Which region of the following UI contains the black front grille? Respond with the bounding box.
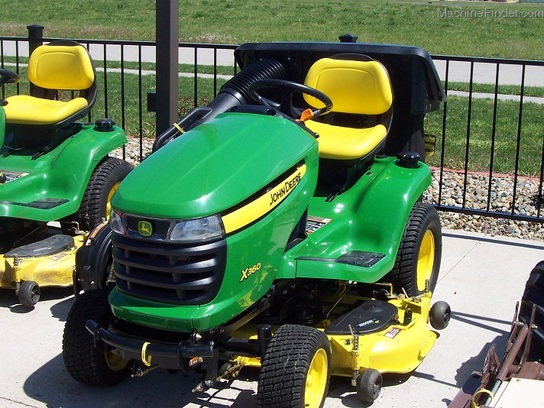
[112,234,227,305]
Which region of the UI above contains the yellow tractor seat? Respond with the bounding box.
[3,41,96,127]
[303,55,393,161]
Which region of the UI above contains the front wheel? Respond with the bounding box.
[258,324,331,408]
[382,203,442,296]
[62,288,131,386]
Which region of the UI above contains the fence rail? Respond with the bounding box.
[2,29,544,225]
[429,55,544,225]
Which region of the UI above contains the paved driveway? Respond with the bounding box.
[1,229,544,407]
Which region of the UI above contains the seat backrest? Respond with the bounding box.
[304,55,393,117]
[28,42,95,93]
[1,42,97,151]
[302,55,394,163]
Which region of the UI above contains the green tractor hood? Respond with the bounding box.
[112,111,318,220]
[109,109,320,332]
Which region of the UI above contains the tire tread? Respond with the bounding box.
[73,157,132,231]
[382,203,441,296]
[258,324,330,408]
[62,289,130,386]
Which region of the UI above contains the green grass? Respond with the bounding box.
[96,72,224,138]
[2,0,544,59]
[426,95,544,175]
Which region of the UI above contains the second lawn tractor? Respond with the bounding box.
[63,39,450,406]
[0,40,132,307]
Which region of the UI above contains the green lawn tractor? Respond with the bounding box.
[0,40,132,308]
[63,39,450,406]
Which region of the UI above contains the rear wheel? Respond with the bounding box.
[18,280,40,308]
[382,203,442,296]
[62,288,131,386]
[258,324,331,408]
[73,157,132,231]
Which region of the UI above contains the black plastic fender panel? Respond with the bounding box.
[74,222,113,293]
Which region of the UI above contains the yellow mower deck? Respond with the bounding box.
[232,292,437,378]
[0,233,85,306]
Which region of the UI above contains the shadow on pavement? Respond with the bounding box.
[23,353,260,408]
[0,287,73,315]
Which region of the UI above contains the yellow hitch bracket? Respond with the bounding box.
[471,388,494,408]
[141,341,152,367]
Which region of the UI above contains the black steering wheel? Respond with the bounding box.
[0,68,20,88]
[248,79,332,121]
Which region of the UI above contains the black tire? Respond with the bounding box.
[18,280,40,308]
[429,300,451,330]
[258,324,331,408]
[382,203,442,296]
[520,261,544,362]
[356,368,382,404]
[62,288,131,386]
[74,157,132,231]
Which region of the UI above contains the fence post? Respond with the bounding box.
[339,34,358,43]
[27,24,44,96]
[27,24,44,54]
[155,0,179,135]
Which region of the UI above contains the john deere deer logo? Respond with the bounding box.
[138,220,153,237]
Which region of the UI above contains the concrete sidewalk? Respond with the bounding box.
[2,40,544,87]
[1,229,543,408]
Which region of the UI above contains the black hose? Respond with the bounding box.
[153,59,288,151]
[219,59,289,104]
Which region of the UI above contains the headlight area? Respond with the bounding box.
[109,210,225,244]
[110,209,126,235]
[170,215,224,243]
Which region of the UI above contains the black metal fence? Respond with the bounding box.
[2,28,544,226]
[429,55,544,225]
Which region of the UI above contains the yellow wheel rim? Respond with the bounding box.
[417,229,435,292]
[105,351,129,372]
[105,181,122,220]
[304,348,328,408]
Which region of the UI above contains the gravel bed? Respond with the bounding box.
[113,138,544,242]
[424,169,544,242]
[112,137,154,166]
